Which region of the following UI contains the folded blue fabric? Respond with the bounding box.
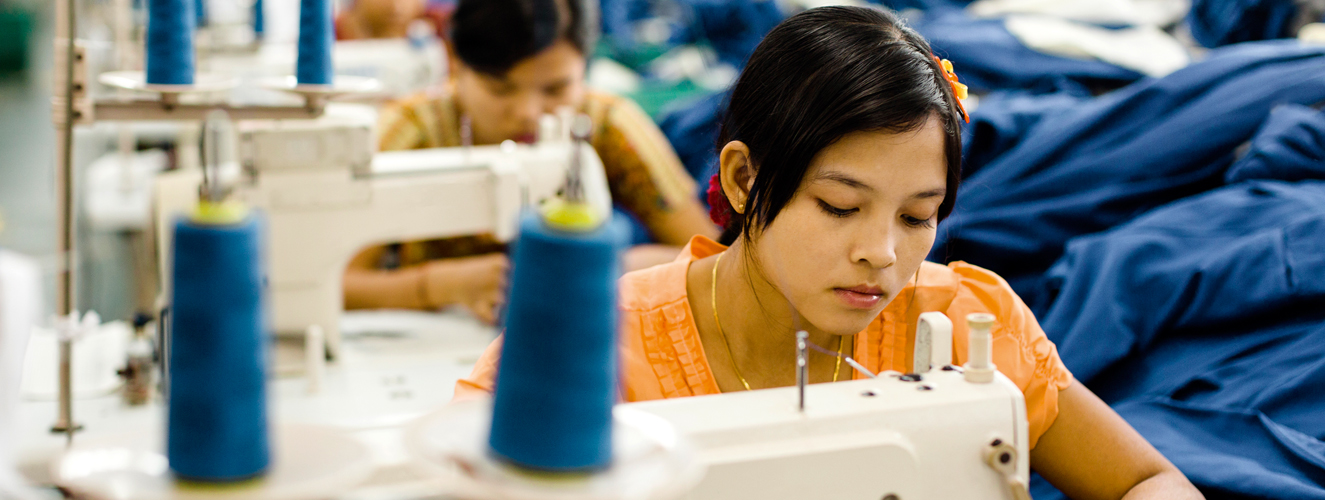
[599,0,783,70]
[1188,0,1302,48]
[962,91,1088,178]
[1032,198,1325,498]
[1032,309,1325,499]
[1120,401,1325,500]
[871,0,972,11]
[1226,104,1325,183]
[931,41,1325,302]
[907,9,1143,94]
[657,90,726,191]
[600,0,655,51]
[1036,180,1325,381]
[679,0,783,69]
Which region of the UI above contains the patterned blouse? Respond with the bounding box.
[373,88,699,267]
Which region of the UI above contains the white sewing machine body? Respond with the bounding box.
[404,312,1031,500]
[154,111,612,358]
[630,369,1030,500]
[406,364,1031,500]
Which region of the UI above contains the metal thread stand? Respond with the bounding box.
[50,0,82,441]
[46,0,344,443]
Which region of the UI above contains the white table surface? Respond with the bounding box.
[15,309,498,499]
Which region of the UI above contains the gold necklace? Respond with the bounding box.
[833,335,845,382]
[711,252,846,391]
[711,252,751,391]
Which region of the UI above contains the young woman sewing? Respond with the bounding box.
[342,0,718,323]
[455,6,1203,498]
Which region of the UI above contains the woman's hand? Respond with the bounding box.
[424,254,510,325]
[1032,382,1203,500]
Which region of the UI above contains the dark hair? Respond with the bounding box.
[716,6,964,245]
[451,0,599,76]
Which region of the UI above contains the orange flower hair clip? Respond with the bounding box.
[933,55,970,123]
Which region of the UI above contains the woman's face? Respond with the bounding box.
[452,40,587,145]
[749,119,948,336]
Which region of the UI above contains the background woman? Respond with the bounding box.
[343,0,718,323]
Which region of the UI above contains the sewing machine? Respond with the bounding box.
[403,371,1030,500]
[633,371,1030,500]
[154,109,612,358]
[406,314,1033,500]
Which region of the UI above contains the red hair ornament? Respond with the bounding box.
[707,173,735,227]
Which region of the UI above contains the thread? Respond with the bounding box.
[296,0,333,85]
[252,0,264,39]
[167,214,270,481]
[194,0,206,27]
[488,213,628,471]
[145,0,195,85]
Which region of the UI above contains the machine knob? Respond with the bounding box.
[984,439,1031,500]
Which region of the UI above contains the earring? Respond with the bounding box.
[736,202,745,212]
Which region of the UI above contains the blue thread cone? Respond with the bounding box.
[252,0,264,39]
[145,0,195,85]
[488,213,628,471]
[296,0,333,85]
[167,214,271,481]
[194,0,207,27]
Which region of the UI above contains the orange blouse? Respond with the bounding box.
[455,236,1075,449]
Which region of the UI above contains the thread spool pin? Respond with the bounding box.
[964,313,996,384]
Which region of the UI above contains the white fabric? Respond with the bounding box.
[0,250,42,499]
[1302,23,1325,43]
[1004,15,1191,77]
[969,0,1190,27]
[21,320,131,399]
[83,149,168,231]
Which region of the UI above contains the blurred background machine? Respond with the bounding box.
[153,109,614,358]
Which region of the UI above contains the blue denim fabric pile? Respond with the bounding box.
[626,0,1325,496]
[933,37,1325,500]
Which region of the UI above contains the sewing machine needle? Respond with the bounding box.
[796,331,808,412]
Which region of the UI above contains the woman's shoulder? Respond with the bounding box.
[618,257,691,313]
[942,261,1027,318]
[913,260,1019,304]
[382,87,455,116]
[582,89,628,111]
[378,88,461,151]
[582,90,654,130]
[909,260,1033,334]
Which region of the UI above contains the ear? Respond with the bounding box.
[718,141,755,215]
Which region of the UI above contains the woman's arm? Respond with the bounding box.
[343,246,509,324]
[645,199,721,247]
[1031,382,1203,500]
[591,93,719,248]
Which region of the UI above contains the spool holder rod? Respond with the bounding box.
[50,0,82,441]
[46,0,331,442]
